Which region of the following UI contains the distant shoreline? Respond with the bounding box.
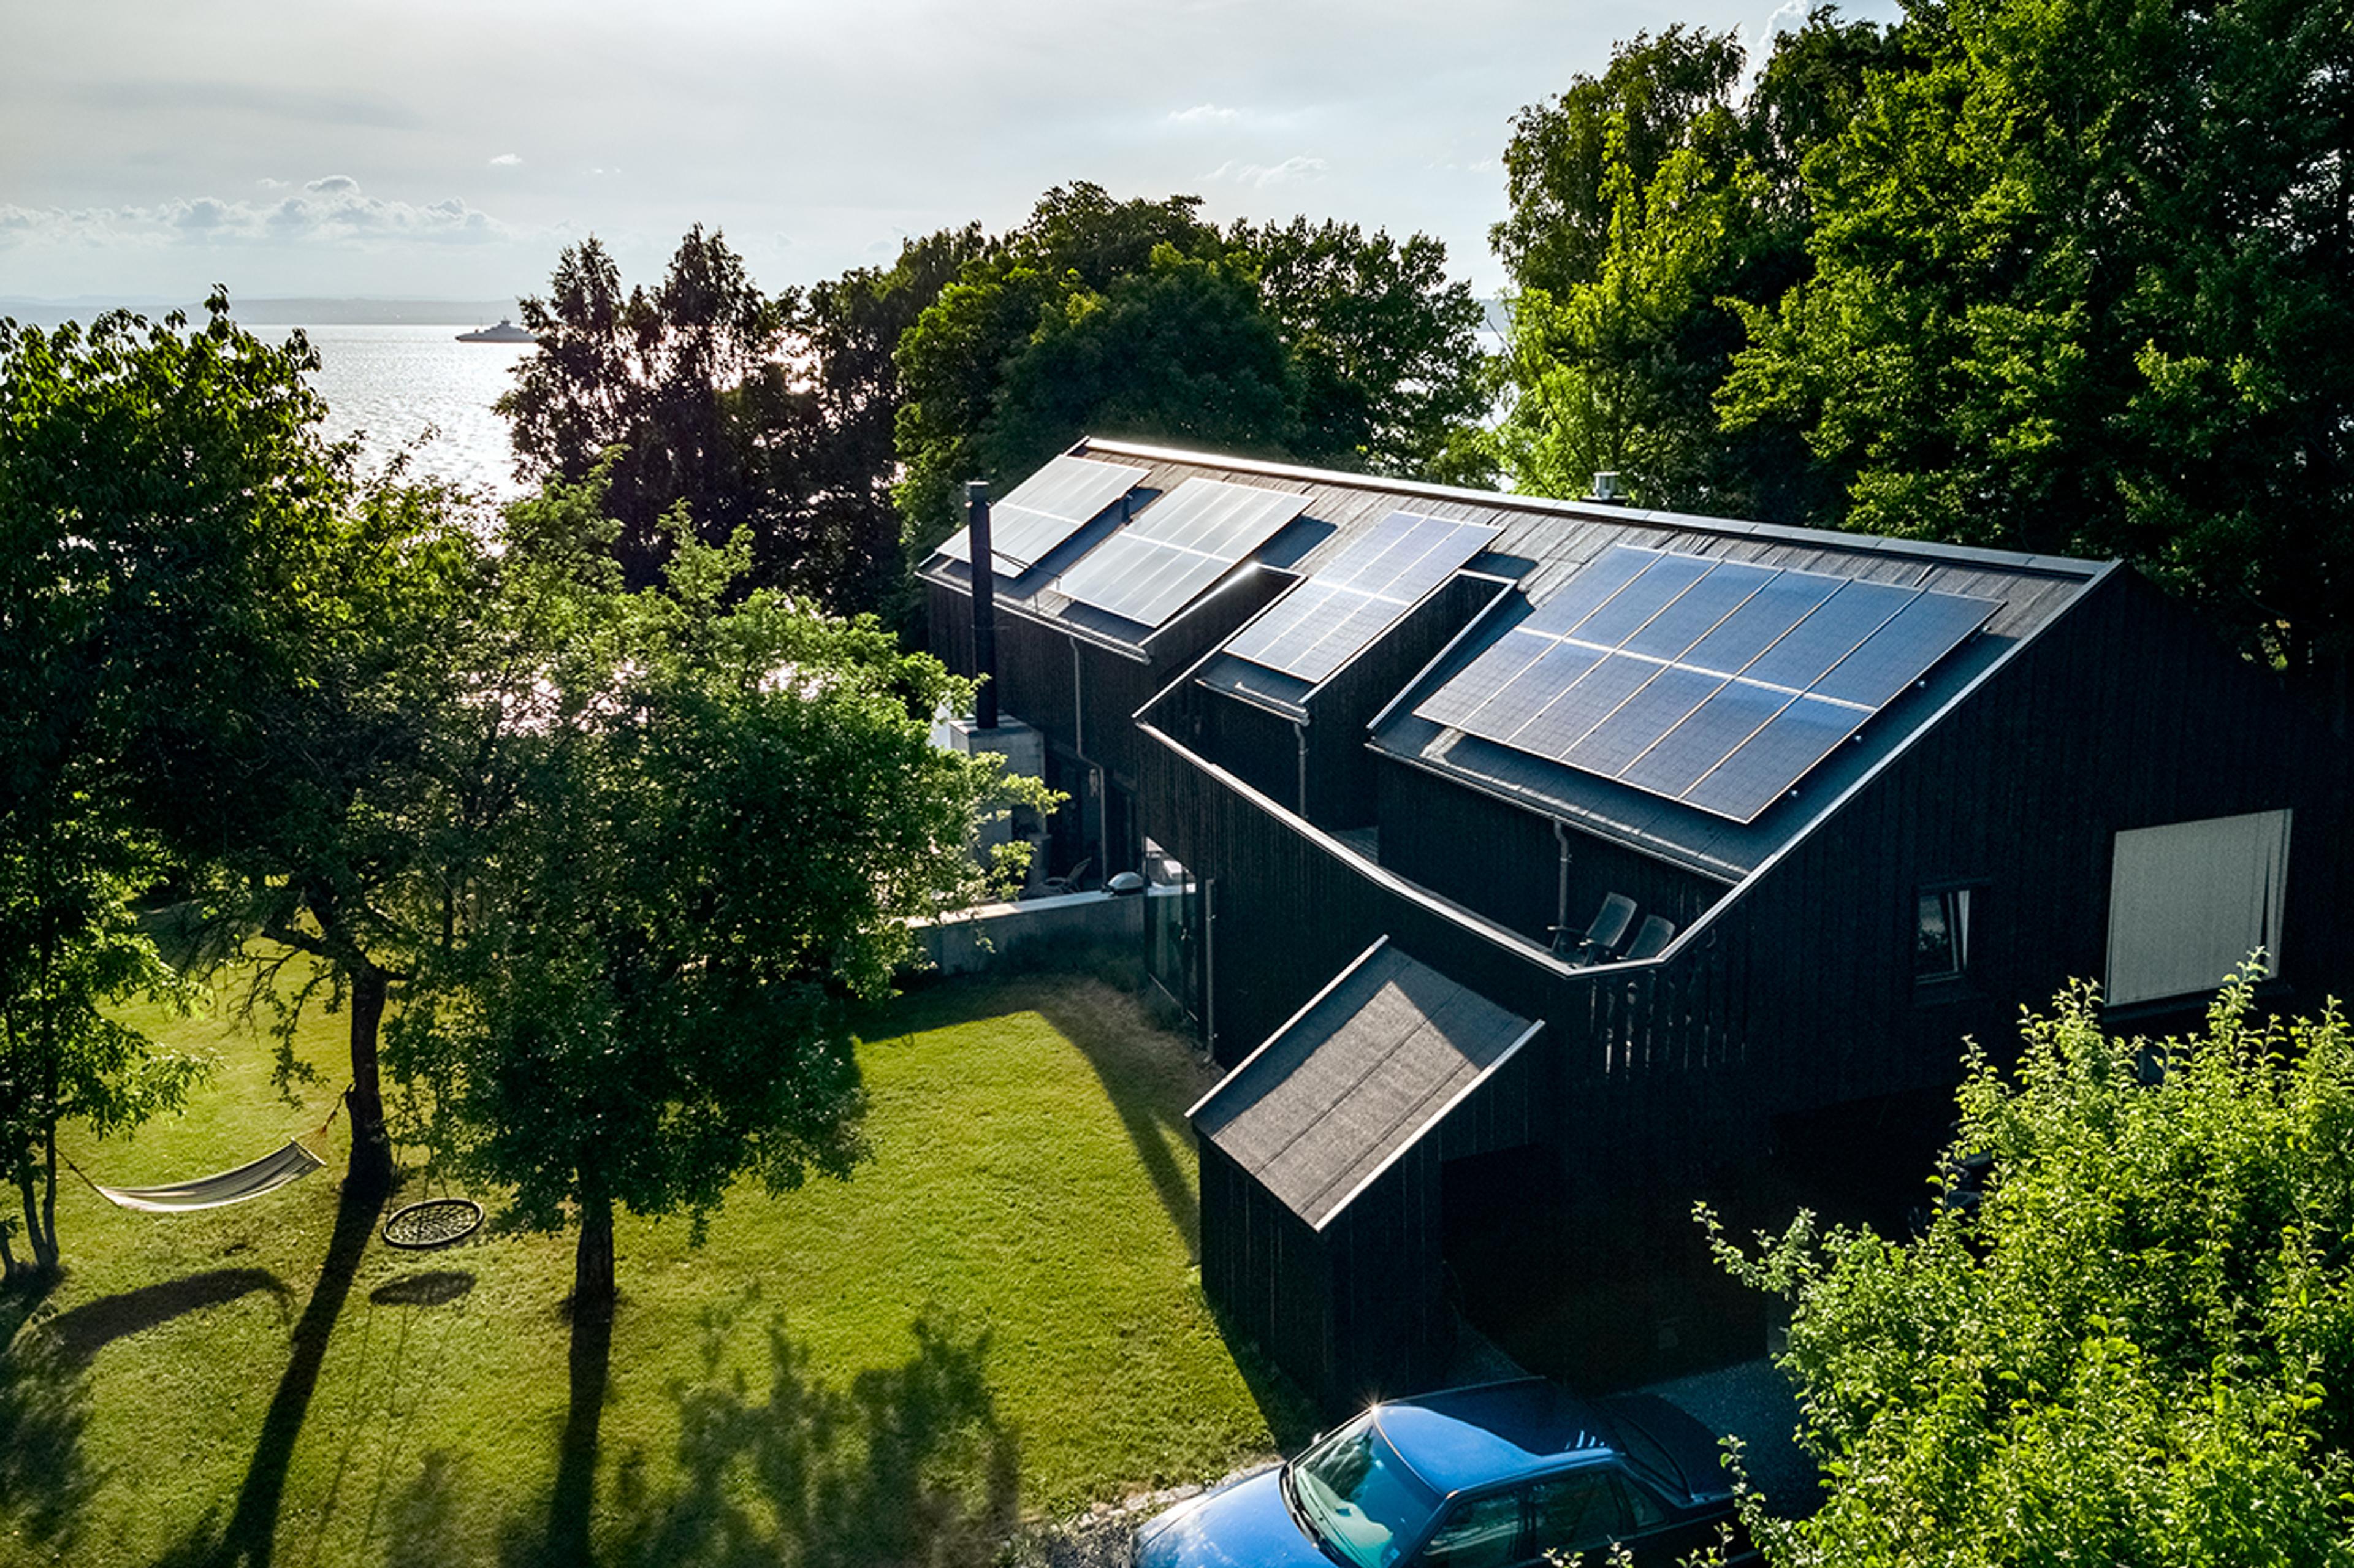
[2,296,525,330]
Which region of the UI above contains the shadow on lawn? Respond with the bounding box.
[503,1303,1021,1568]
[1030,986,1204,1255]
[44,1267,293,1364]
[0,1277,96,1551]
[156,1179,383,1568]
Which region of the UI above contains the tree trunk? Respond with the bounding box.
[573,1184,615,1317]
[15,1160,56,1279]
[35,1122,58,1273]
[345,961,394,1197]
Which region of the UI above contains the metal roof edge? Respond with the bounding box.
[1364,571,1523,735]
[1076,437,2114,582]
[1312,1017,1547,1233]
[1140,721,1655,975]
[1186,935,1393,1124]
[1699,558,2133,919]
[919,561,1154,664]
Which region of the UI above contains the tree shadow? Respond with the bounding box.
[150,1179,383,1568]
[0,1279,96,1551]
[367,1271,476,1309]
[529,1305,1023,1568]
[1032,985,1204,1255]
[42,1268,292,1364]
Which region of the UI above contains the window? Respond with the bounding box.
[1421,1491,1523,1568]
[1915,886,1971,983]
[1526,1472,1626,1560]
[2106,810,2291,1007]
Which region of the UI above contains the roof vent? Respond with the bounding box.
[1588,471,1629,504]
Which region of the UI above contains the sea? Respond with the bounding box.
[252,322,532,501]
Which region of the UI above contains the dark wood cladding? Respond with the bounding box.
[1302,577,1502,829]
[1378,758,1728,950]
[1158,566,2353,1404]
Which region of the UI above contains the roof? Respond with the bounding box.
[1189,939,1539,1229]
[1060,440,2108,882]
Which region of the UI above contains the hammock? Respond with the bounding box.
[82,1139,326,1214]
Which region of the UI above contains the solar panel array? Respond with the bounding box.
[1224,510,1501,685]
[936,455,1148,574]
[1056,477,1311,628]
[1415,545,1996,823]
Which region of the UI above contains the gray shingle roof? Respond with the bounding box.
[1190,940,1539,1228]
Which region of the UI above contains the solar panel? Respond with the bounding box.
[1412,545,1997,823]
[1224,511,1501,685]
[937,455,1148,574]
[1056,478,1310,628]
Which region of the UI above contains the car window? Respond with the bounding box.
[1290,1418,1441,1568]
[1526,1472,1625,1558]
[1617,1475,1666,1531]
[1420,1491,1522,1568]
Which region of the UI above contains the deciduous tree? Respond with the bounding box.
[389,476,1044,1310]
[1706,971,2354,1566]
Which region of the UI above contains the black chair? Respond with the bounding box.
[1558,892,1637,965]
[1624,915,1677,961]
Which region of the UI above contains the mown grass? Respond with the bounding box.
[0,967,1305,1567]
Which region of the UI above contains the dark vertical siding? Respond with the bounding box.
[1378,759,1727,950]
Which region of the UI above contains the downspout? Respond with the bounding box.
[1553,818,1574,956]
[1203,876,1217,1057]
[966,481,999,730]
[1072,639,1084,760]
[1293,719,1310,820]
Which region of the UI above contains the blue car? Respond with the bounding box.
[1135,1378,1753,1567]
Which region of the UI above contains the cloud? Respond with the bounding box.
[489,152,522,167]
[1168,102,1241,125]
[0,178,518,253]
[75,80,421,131]
[1204,155,1328,189]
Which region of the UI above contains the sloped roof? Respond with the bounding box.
[1189,939,1539,1229]
[1068,440,2108,881]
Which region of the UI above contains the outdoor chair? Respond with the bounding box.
[1558,892,1637,965]
[1625,914,1677,961]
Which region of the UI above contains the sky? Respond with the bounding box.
[2,0,1897,309]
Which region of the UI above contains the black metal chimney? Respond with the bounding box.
[966,480,999,730]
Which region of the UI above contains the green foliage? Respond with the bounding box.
[1717,0,2354,715]
[1228,215,1490,480]
[893,182,1490,553]
[0,297,344,1266]
[389,476,1049,1301]
[1705,971,2354,1566]
[1488,16,1889,516]
[986,245,1303,486]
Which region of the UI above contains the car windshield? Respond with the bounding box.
[1286,1415,1440,1568]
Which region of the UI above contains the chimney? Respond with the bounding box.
[966,480,999,730]
[1589,470,1629,504]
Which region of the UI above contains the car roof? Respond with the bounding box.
[1369,1379,1623,1498]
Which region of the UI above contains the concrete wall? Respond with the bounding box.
[908,890,1145,976]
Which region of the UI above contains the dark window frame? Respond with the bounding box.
[1914,878,1986,998]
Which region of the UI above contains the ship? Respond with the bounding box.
[455,318,536,344]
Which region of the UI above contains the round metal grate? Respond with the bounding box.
[382,1197,485,1250]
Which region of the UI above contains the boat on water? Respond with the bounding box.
[455,319,536,344]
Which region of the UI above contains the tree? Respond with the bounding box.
[1718,0,2354,726]
[0,301,358,1259]
[791,226,988,623]
[982,245,1302,487]
[501,227,812,593]
[1706,970,2354,1566]
[1487,16,1895,517]
[1228,216,1490,480]
[389,476,1044,1311]
[893,183,1493,554]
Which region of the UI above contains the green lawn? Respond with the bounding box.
[0,969,1304,1567]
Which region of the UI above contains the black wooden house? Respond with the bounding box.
[922,439,2353,1410]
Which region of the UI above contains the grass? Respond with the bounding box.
[0,967,1308,1567]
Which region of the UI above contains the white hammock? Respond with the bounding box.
[85,1139,326,1214]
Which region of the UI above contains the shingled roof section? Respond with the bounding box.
[1190,940,1539,1230]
